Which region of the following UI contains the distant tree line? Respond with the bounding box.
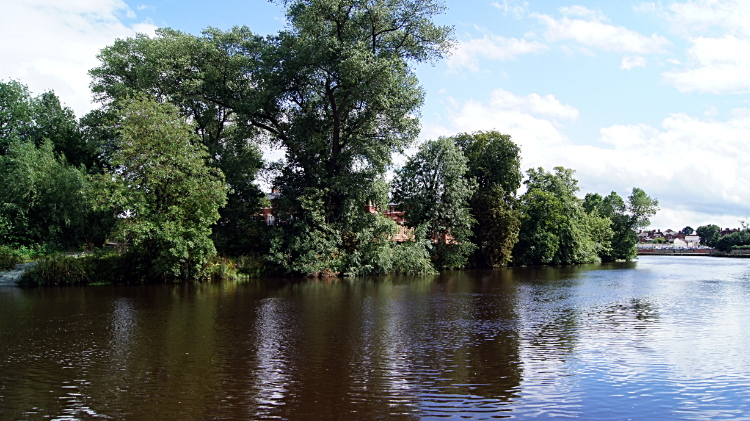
[695,224,750,252]
[0,0,660,281]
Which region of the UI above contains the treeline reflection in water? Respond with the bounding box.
[2,256,750,420]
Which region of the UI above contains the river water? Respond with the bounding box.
[1,256,749,420]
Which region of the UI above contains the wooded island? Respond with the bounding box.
[0,0,659,285]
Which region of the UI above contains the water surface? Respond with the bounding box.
[1,256,749,420]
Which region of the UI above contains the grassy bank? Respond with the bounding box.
[18,251,254,286]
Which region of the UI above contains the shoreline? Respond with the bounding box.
[0,262,37,285]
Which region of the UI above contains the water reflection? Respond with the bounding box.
[1,257,750,419]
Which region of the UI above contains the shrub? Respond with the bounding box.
[18,250,133,286]
[0,245,21,270]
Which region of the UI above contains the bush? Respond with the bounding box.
[18,250,133,286]
[0,243,62,270]
[0,245,21,270]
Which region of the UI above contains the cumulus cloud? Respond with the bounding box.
[621,55,647,69]
[663,35,750,94]
[534,7,671,54]
[0,0,157,116]
[659,1,750,94]
[422,91,750,228]
[448,35,548,71]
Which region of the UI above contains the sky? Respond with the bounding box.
[2,0,750,229]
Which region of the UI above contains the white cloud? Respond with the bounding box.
[422,91,750,228]
[621,55,647,70]
[661,1,750,94]
[0,0,157,116]
[668,0,750,37]
[448,35,547,71]
[535,11,671,53]
[663,35,750,94]
[492,0,529,19]
[421,89,579,179]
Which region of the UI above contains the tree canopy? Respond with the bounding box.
[453,131,521,267]
[96,96,229,280]
[393,137,476,269]
[513,167,609,266]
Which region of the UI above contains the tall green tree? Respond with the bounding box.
[96,96,228,280]
[514,167,608,266]
[583,188,658,261]
[682,226,694,235]
[453,130,521,267]
[393,137,476,269]
[254,0,454,228]
[88,28,266,255]
[696,224,720,247]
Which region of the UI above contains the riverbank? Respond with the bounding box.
[0,262,37,285]
[638,248,750,258]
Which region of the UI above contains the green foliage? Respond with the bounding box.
[87,0,453,276]
[514,167,605,266]
[583,188,659,261]
[18,250,133,286]
[651,238,665,244]
[0,140,113,247]
[696,224,720,247]
[682,226,694,235]
[0,79,33,153]
[88,28,267,253]
[453,131,522,267]
[393,137,476,269]
[716,230,750,252]
[1,79,96,168]
[0,245,21,270]
[96,96,229,281]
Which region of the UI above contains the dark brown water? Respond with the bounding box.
[1,256,750,420]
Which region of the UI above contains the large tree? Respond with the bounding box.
[253,0,454,225]
[88,28,266,255]
[453,131,522,267]
[96,96,228,280]
[583,188,658,261]
[514,167,610,266]
[393,137,476,269]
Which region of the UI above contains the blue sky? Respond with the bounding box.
[3,0,750,229]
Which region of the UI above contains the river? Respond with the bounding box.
[1,255,749,420]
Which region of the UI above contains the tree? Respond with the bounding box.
[696,224,720,247]
[244,0,454,272]
[0,140,111,247]
[1,80,95,168]
[716,229,750,252]
[682,226,694,235]
[453,131,522,267]
[88,28,267,255]
[583,188,659,261]
[513,167,607,266]
[393,137,476,269]
[0,79,33,154]
[96,96,228,280]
